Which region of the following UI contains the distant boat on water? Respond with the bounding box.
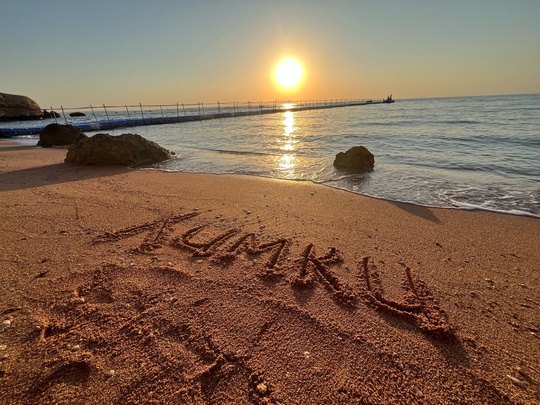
[382,95,395,103]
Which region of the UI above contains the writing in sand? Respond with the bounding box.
[93,208,454,340]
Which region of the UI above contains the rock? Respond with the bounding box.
[0,92,42,120]
[42,110,60,118]
[69,112,86,117]
[256,383,268,395]
[506,374,526,387]
[0,319,11,332]
[333,146,374,173]
[65,133,173,166]
[37,123,86,147]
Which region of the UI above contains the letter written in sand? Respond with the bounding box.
[93,210,455,339]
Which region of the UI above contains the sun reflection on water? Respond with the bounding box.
[277,111,297,176]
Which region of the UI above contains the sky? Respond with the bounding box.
[1,0,539,108]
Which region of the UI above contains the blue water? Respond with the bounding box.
[7,94,540,217]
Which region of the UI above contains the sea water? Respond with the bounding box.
[6,94,540,217]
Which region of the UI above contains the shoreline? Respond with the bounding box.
[1,140,539,403]
[318,179,540,220]
[4,137,539,220]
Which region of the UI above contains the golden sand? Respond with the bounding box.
[1,140,539,403]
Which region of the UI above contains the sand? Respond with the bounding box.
[0,140,539,404]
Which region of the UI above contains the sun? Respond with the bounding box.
[274,58,304,90]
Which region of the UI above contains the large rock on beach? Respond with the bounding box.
[65,133,172,166]
[38,123,86,147]
[0,92,42,120]
[333,146,375,173]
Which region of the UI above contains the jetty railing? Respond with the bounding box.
[0,98,390,137]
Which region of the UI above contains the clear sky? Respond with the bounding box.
[2,0,539,107]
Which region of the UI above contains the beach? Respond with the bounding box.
[1,141,539,404]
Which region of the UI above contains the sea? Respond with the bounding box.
[3,94,540,218]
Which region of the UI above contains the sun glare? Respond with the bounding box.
[274,58,304,90]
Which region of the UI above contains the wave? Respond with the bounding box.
[186,146,272,157]
[319,180,540,219]
[438,120,481,125]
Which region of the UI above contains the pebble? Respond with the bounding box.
[105,369,116,377]
[0,319,11,332]
[507,374,526,387]
[256,383,268,395]
[72,297,86,305]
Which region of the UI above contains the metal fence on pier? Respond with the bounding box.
[0,98,391,137]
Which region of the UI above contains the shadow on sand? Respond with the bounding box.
[387,200,442,224]
[0,157,130,192]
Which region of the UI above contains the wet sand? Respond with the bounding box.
[1,140,539,404]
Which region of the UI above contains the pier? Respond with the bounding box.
[0,97,394,137]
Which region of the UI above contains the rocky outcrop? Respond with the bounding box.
[65,133,173,166]
[0,92,42,120]
[37,124,86,147]
[333,146,374,173]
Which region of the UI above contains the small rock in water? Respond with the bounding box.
[333,146,374,173]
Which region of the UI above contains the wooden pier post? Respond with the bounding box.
[60,106,68,125]
[51,106,58,124]
[139,103,146,126]
[103,104,112,129]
